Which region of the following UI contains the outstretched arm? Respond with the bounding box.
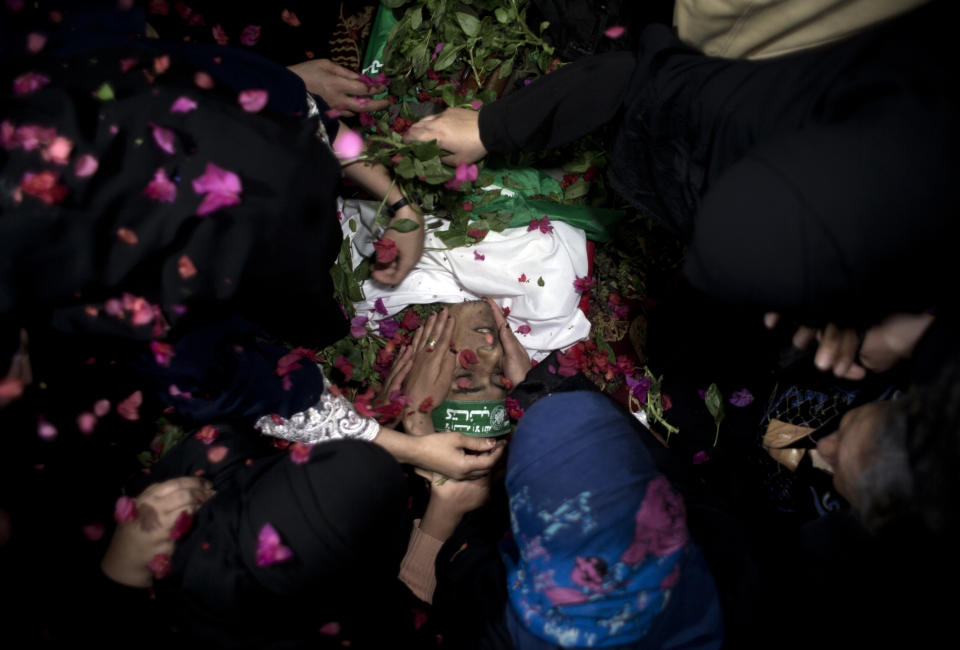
[338,141,425,286]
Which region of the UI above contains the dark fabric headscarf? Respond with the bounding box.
[609,1,958,327]
[142,430,411,647]
[503,391,723,649]
[1,34,347,350]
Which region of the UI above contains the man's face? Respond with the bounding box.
[816,401,893,504]
[446,302,507,401]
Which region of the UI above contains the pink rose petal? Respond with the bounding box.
[41,136,73,164]
[150,123,175,154]
[74,153,99,177]
[114,496,139,523]
[26,32,46,54]
[76,412,97,434]
[153,55,170,74]
[319,622,341,636]
[82,522,105,541]
[194,71,214,89]
[238,88,268,113]
[333,128,363,160]
[116,390,143,421]
[0,377,24,402]
[206,445,228,464]
[93,399,111,417]
[604,25,626,39]
[170,96,197,113]
[177,254,197,279]
[516,324,531,335]
[116,227,139,245]
[37,416,57,441]
[256,523,293,567]
[289,442,312,464]
[144,167,177,203]
[192,162,242,216]
[194,424,218,444]
[12,71,50,96]
[212,24,228,45]
[240,24,261,47]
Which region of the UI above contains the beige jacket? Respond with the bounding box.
[674,0,931,59]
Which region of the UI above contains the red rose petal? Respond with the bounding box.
[147,553,171,579]
[169,510,193,540]
[458,349,478,368]
[418,397,434,413]
[82,522,105,541]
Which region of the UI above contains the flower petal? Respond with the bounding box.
[177,254,197,279]
[604,25,626,39]
[170,95,198,113]
[238,89,268,113]
[74,153,99,177]
[114,496,139,523]
[116,390,143,421]
[333,128,363,160]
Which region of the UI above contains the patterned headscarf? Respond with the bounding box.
[503,391,723,649]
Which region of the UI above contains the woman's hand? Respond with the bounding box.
[402,309,457,435]
[411,431,506,481]
[287,59,389,116]
[403,107,488,165]
[764,311,935,379]
[418,473,492,541]
[371,205,425,287]
[101,477,214,588]
[485,297,531,389]
[373,344,414,427]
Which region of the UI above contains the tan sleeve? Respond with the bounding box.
[398,519,445,604]
[674,0,931,60]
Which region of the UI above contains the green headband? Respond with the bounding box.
[431,399,512,437]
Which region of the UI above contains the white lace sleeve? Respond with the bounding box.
[255,374,380,444]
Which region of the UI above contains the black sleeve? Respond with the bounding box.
[478,51,635,154]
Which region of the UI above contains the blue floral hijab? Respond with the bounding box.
[502,392,723,649]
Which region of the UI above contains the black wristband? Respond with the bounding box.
[386,197,409,218]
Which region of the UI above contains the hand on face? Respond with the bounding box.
[402,308,457,435]
[484,297,531,389]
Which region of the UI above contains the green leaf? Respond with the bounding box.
[495,8,510,23]
[704,383,725,446]
[498,56,515,79]
[563,177,590,200]
[394,156,416,179]
[412,44,430,78]
[388,218,421,233]
[94,82,115,101]
[434,43,461,71]
[348,219,358,233]
[409,140,445,159]
[482,58,502,75]
[428,219,444,229]
[441,83,458,108]
[537,276,545,287]
[456,12,481,37]
[539,21,550,33]
[354,257,371,283]
[381,0,406,8]
[410,6,422,30]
